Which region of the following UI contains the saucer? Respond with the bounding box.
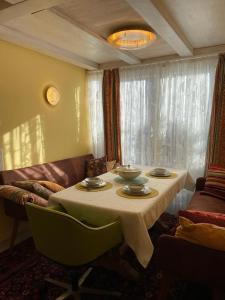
[80,180,106,188]
[123,185,151,196]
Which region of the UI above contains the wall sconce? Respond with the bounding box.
[45,86,60,106]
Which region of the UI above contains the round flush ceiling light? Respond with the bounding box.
[46,86,60,106]
[107,29,157,50]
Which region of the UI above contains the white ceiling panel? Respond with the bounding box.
[157,0,225,48]
[4,12,121,64]
[0,0,225,69]
[129,38,175,59]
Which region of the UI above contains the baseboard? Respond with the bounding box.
[0,230,31,253]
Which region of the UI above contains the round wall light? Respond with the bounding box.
[46,86,60,106]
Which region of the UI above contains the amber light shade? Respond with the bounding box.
[107,29,156,50]
[46,86,60,106]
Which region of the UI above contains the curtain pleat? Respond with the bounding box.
[102,69,122,162]
[207,54,225,168]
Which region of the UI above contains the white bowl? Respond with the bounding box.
[153,168,167,175]
[85,177,102,186]
[117,166,141,180]
[128,184,145,193]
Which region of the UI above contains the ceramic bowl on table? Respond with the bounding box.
[123,184,151,195]
[84,177,103,187]
[128,184,145,193]
[154,168,167,175]
[151,167,170,176]
[117,165,142,180]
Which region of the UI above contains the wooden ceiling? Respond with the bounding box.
[0,0,225,70]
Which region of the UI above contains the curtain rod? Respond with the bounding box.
[88,52,218,73]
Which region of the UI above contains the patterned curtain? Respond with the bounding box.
[102,69,122,163]
[207,54,225,168]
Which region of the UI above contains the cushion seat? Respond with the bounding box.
[187,191,225,213]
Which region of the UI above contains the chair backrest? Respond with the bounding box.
[25,203,123,266]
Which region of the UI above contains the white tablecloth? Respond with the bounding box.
[49,166,193,268]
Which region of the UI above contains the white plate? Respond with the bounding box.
[123,185,151,196]
[80,180,106,188]
[150,170,171,177]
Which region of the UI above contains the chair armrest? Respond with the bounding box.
[89,220,123,250]
[47,204,67,213]
[195,177,206,191]
[156,234,225,285]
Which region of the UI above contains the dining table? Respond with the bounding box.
[49,166,193,268]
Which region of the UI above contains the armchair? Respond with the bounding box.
[25,202,123,299]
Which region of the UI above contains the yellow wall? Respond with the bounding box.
[0,39,91,244]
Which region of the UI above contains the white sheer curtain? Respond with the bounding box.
[120,57,217,180]
[87,70,104,158]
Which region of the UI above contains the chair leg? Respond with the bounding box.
[158,272,172,300]
[9,219,20,251]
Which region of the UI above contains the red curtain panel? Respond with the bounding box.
[207,54,225,169]
[102,69,122,163]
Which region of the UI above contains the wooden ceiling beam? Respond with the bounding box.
[50,8,141,65]
[125,0,193,57]
[0,0,67,24]
[0,24,98,70]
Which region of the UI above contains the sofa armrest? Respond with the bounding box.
[156,234,225,285]
[195,177,206,191]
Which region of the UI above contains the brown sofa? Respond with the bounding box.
[0,153,94,249]
[157,177,225,300]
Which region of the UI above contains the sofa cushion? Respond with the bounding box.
[187,191,225,214]
[86,157,107,177]
[175,216,225,251]
[12,181,53,199]
[0,185,48,206]
[106,160,117,172]
[179,210,225,227]
[32,180,64,193]
[202,165,225,200]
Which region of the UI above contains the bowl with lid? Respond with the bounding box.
[117,165,141,180]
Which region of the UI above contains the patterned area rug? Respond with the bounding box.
[0,213,211,300]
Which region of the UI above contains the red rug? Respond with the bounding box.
[0,213,210,300]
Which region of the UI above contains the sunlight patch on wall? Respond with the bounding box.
[2,115,45,170]
[74,86,81,143]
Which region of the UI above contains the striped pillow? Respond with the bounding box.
[12,181,53,199]
[201,165,225,200]
[0,185,48,206]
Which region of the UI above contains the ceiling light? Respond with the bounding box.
[107,29,156,50]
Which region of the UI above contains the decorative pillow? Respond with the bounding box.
[106,160,116,172]
[175,216,225,251]
[179,210,225,227]
[30,180,65,193]
[86,157,107,177]
[0,185,48,207]
[12,181,53,199]
[201,166,225,200]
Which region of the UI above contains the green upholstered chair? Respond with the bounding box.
[25,202,123,300]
